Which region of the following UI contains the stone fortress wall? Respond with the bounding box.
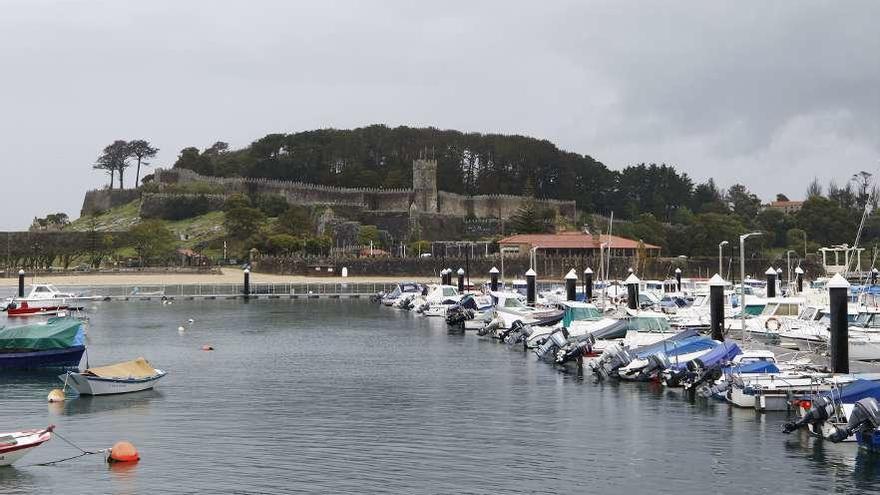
[148,161,576,220]
[82,160,577,240]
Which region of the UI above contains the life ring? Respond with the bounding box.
[765,317,781,332]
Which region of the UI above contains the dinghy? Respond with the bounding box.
[60,357,166,396]
[0,425,53,466]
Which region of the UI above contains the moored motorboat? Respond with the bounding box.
[3,283,99,313]
[0,317,86,369]
[0,425,54,466]
[60,357,166,396]
[5,301,75,317]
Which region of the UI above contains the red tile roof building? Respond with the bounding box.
[498,232,661,257]
[766,200,804,214]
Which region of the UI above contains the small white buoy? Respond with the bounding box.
[177,326,185,332]
[47,389,65,403]
[187,318,194,324]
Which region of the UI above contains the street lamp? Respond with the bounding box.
[739,232,763,345]
[785,250,796,292]
[718,241,729,277]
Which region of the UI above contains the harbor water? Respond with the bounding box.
[2,299,880,494]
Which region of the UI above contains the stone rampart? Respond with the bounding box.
[81,189,140,216]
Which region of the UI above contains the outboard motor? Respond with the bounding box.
[370,291,385,303]
[592,343,634,379]
[534,328,570,361]
[497,320,523,341]
[503,321,533,345]
[782,396,836,434]
[556,339,593,364]
[828,397,880,443]
[478,313,504,337]
[697,379,731,399]
[668,359,723,389]
[445,305,474,327]
[624,352,671,381]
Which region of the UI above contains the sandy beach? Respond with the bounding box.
[0,268,438,287]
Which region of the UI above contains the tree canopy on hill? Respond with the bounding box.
[171,125,627,214]
[162,125,880,258]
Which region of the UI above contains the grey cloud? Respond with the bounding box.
[0,0,877,228]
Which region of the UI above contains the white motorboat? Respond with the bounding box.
[778,307,880,361]
[0,425,53,466]
[487,291,564,333]
[381,282,423,307]
[742,297,805,341]
[526,301,612,348]
[5,284,102,308]
[417,285,462,317]
[60,357,166,396]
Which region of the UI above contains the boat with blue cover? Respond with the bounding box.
[0,317,86,369]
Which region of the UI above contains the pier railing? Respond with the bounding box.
[0,281,566,300]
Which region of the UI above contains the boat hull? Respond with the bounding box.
[0,429,52,466]
[0,346,85,370]
[61,369,166,395]
[6,305,73,317]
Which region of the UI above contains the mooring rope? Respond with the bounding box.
[32,430,106,466]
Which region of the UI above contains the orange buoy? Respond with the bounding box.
[108,441,139,463]
[201,345,214,351]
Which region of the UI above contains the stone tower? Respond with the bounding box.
[412,159,438,213]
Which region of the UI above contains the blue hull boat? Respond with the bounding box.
[0,345,85,370]
[0,317,86,370]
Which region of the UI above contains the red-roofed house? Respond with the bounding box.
[765,200,804,215]
[498,232,661,257]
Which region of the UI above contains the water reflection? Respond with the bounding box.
[51,390,161,417]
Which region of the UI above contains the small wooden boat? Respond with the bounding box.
[0,425,54,466]
[60,357,166,396]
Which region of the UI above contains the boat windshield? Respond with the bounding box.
[630,317,671,332]
[563,306,601,326]
[773,303,800,317]
[738,355,776,364]
[798,307,817,321]
[442,287,458,297]
[401,284,420,293]
[745,304,765,316]
[855,313,880,329]
[503,298,526,309]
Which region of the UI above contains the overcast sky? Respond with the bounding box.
[1,0,877,229]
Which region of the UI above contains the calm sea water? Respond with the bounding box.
[2,299,880,494]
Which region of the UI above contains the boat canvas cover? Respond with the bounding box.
[726,361,779,374]
[84,357,158,379]
[820,379,880,404]
[0,317,84,351]
[631,329,700,359]
[668,342,741,371]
